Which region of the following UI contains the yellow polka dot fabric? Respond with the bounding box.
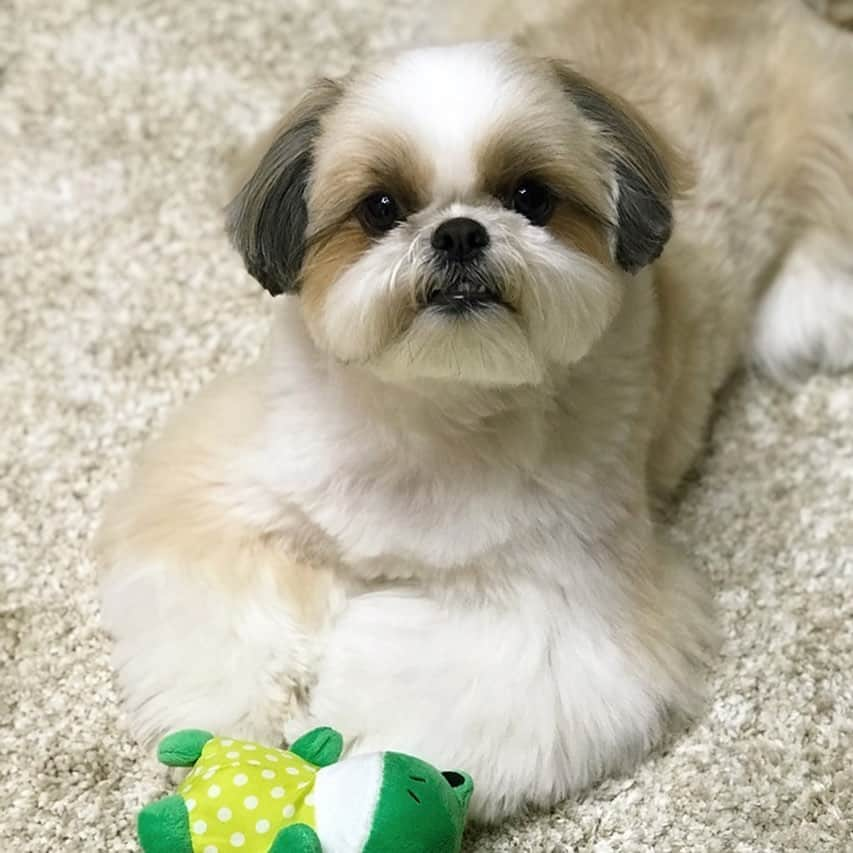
[178,737,318,853]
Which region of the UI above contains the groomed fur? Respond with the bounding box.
[97,0,853,823]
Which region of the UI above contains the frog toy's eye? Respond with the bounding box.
[441,771,468,790]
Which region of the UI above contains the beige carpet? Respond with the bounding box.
[2,1,851,850]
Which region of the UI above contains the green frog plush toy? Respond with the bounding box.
[138,727,473,853]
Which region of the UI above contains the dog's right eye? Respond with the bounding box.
[358,192,402,234]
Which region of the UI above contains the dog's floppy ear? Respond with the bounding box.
[226,79,343,295]
[550,62,682,273]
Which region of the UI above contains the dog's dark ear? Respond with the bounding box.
[226,79,343,295]
[551,62,682,273]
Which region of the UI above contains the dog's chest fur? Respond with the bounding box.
[238,282,658,588]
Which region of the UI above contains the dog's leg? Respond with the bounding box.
[751,22,853,383]
[291,539,714,823]
[99,555,316,748]
[752,230,853,382]
[96,371,332,747]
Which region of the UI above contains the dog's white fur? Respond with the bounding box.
[97,0,853,823]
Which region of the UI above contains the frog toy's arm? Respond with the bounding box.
[269,823,323,853]
[138,795,194,853]
[288,726,343,768]
[157,729,215,766]
[138,731,215,853]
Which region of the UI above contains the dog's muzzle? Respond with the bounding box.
[426,279,505,314]
[424,260,507,315]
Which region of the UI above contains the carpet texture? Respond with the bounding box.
[1,1,851,850]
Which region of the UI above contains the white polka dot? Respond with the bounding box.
[255,819,271,834]
[271,786,285,799]
[297,781,310,790]
[203,769,216,780]
[265,753,279,762]
[305,793,315,806]
[247,759,261,766]
[286,767,299,776]
[208,785,222,798]
[302,765,315,773]
[243,796,259,811]
[261,769,276,780]
[220,740,234,747]
[230,833,246,848]
[186,799,197,813]
[233,773,248,787]
[193,820,207,834]
[243,744,257,751]
[282,804,295,819]
[226,751,240,760]
[204,846,218,853]
[217,807,232,822]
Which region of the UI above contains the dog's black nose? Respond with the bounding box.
[431,217,490,262]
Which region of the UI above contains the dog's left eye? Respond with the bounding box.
[509,179,555,226]
[358,192,402,234]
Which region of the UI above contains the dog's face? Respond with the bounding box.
[228,44,676,386]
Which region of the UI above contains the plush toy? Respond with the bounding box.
[138,727,473,853]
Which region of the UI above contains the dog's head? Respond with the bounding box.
[228,43,678,386]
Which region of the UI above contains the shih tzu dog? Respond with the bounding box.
[97,0,853,822]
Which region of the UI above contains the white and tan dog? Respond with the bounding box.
[97,0,853,822]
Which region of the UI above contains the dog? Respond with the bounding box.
[96,0,853,823]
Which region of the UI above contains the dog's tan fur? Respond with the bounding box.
[454,0,852,490]
[96,0,853,821]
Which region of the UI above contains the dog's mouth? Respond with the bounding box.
[424,267,508,316]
